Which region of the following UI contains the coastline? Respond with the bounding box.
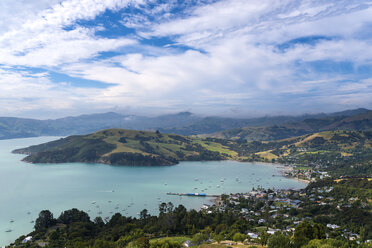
[277,164,311,184]
[206,161,310,207]
[244,161,311,185]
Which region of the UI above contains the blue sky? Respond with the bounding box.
[0,0,371,118]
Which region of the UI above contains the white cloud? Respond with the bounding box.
[0,0,140,67]
[0,0,371,117]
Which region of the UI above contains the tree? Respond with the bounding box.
[191,233,208,245]
[93,239,115,248]
[260,230,270,246]
[212,233,224,244]
[34,210,56,230]
[233,232,246,242]
[136,237,150,248]
[58,208,90,224]
[268,232,291,248]
[140,209,149,219]
[294,221,325,248]
[159,202,167,214]
[94,216,105,227]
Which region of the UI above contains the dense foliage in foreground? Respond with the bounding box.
[9,178,372,248]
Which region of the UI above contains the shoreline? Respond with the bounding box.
[242,161,311,185]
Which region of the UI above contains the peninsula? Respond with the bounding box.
[12,129,233,166]
[12,128,372,179]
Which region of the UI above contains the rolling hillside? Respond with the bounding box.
[250,130,372,176]
[12,129,236,166]
[13,128,372,176]
[204,110,372,141]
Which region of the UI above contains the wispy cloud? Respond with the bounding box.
[0,0,371,117]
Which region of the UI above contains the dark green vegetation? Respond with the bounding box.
[13,128,372,176]
[204,130,372,177]
[13,129,232,166]
[205,110,372,141]
[1,108,370,140]
[9,178,372,248]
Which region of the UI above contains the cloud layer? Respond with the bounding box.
[0,0,371,118]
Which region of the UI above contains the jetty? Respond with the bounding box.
[167,192,219,197]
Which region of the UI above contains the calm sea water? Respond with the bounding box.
[0,137,306,246]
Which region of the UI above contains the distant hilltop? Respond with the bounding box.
[0,108,371,140]
[12,129,230,166]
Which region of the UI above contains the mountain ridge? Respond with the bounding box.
[202,110,372,141]
[0,108,370,140]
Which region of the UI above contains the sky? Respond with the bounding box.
[0,0,372,119]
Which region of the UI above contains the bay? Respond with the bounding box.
[0,137,306,246]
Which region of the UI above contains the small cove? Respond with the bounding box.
[0,136,307,246]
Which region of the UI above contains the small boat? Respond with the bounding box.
[5,229,12,233]
[91,201,96,204]
[108,200,112,203]
[27,211,31,215]
[30,220,34,224]
[10,220,14,223]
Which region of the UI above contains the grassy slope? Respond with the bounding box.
[203,111,372,141]
[12,129,371,174]
[13,129,232,166]
[253,130,372,160]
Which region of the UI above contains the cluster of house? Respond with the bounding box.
[283,166,330,181]
[200,186,367,242]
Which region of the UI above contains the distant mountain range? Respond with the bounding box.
[0,108,371,140]
[203,109,372,141]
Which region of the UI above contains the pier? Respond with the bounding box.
[167,192,219,197]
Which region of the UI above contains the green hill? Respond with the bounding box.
[13,129,371,175]
[12,129,236,166]
[251,130,372,176]
[204,110,372,141]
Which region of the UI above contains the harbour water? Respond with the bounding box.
[0,137,307,246]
